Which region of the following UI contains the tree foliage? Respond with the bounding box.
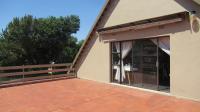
[0,15,83,66]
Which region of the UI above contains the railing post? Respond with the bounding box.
[51,64,53,80]
[66,65,69,77]
[74,68,76,78]
[22,65,25,83]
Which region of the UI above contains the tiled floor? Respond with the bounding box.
[0,79,200,112]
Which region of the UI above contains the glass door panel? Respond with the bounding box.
[142,40,158,90]
[111,42,121,83]
[121,41,133,85]
[132,40,143,87]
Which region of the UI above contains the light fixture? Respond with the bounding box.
[190,11,199,33]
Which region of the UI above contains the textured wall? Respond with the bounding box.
[76,0,200,101]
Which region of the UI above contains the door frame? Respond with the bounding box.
[109,36,170,91]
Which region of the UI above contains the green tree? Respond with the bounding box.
[0,39,24,66]
[77,40,84,49]
[0,15,81,66]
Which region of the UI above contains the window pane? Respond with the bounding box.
[142,40,157,88]
[111,42,121,83]
[112,42,120,53]
[121,41,133,85]
[112,53,120,65]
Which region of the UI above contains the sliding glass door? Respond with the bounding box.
[111,37,170,91]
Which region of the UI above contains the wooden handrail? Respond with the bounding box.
[0,68,74,78]
[0,63,76,86]
[0,63,71,71]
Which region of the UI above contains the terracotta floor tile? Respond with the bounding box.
[0,79,200,112]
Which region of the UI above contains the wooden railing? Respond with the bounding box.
[0,63,76,87]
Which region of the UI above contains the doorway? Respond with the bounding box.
[111,37,170,92]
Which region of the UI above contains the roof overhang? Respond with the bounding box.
[98,12,188,35]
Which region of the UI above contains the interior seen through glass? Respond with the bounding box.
[111,37,170,92]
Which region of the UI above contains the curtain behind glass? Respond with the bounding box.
[151,37,170,55]
[121,41,134,82]
[114,41,134,82]
[114,42,121,82]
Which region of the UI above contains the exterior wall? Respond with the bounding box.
[104,0,187,28]
[75,0,116,83]
[76,34,110,83]
[171,13,200,101]
[101,16,200,101]
[76,0,200,100]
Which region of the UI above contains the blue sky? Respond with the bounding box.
[0,0,106,41]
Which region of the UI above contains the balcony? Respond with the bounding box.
[0,78,200,112]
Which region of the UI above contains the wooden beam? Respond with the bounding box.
[0,68,73,78]
[0,63,71,71]
[99,18,183,34]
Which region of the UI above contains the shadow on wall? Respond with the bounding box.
[175,0,200,33]
[75,0,119,71]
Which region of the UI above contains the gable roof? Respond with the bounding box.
[72,0,199,69]
[72,0,111,68]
